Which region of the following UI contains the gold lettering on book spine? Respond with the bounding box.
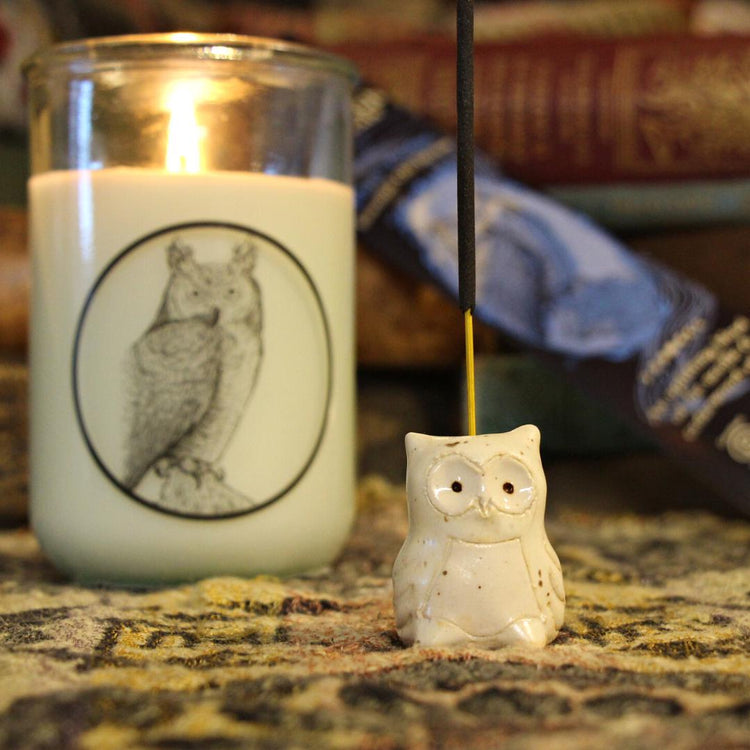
[641,317,750,446]
[357,138,454,232]
[616,46,750,174]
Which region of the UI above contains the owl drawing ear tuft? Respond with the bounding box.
[167,238,196,271]
[232,241,257,278]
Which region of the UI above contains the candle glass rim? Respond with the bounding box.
[23,32,359,84]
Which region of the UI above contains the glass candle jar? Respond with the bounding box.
[25,34,357,584]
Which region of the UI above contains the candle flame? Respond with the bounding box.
[165,82,204,173]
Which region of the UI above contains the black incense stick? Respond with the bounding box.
[456,0,476,314]
[457,0,477,434]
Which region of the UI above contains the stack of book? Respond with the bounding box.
[332,28,750,235]
[325,0,749,363]
[2,2,748,349]
[0,0,747,498]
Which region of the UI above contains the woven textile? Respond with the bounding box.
[0,477,749,749]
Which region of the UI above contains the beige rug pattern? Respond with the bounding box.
[0,477,749,749]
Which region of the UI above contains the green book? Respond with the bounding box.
[473,354,653,456]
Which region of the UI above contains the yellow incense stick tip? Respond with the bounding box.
[464,309,477,436]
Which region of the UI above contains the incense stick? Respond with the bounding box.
[457,0,477,435]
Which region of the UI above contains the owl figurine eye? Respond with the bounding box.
[490,457,535,513]
[427,454,483,515]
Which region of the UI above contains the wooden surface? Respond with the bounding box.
[0,358,27,523]
[629,224,750,314]
[0,207,28,353]
[356,247,500,366]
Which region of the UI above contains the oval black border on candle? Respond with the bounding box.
[71,220,333,520]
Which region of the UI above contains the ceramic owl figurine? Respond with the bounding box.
[393,426,565,648]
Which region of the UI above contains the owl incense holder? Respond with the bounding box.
[392,2,564,648]
[393,427,565,649]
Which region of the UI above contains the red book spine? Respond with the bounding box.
[332,34,750,185]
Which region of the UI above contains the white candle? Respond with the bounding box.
[29,168,355,584]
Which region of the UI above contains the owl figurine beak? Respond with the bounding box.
[477,493,492,518]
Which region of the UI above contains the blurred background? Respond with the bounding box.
[0,0,748,518]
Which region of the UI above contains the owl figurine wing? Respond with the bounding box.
[392,530,442,641]
[525,531,566,642]
[546,537,566,629]
[123,314,223,490]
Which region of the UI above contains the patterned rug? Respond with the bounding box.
[0,476,749,749]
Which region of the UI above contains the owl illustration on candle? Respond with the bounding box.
[122,238,263,514]
[393,426,565,648]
